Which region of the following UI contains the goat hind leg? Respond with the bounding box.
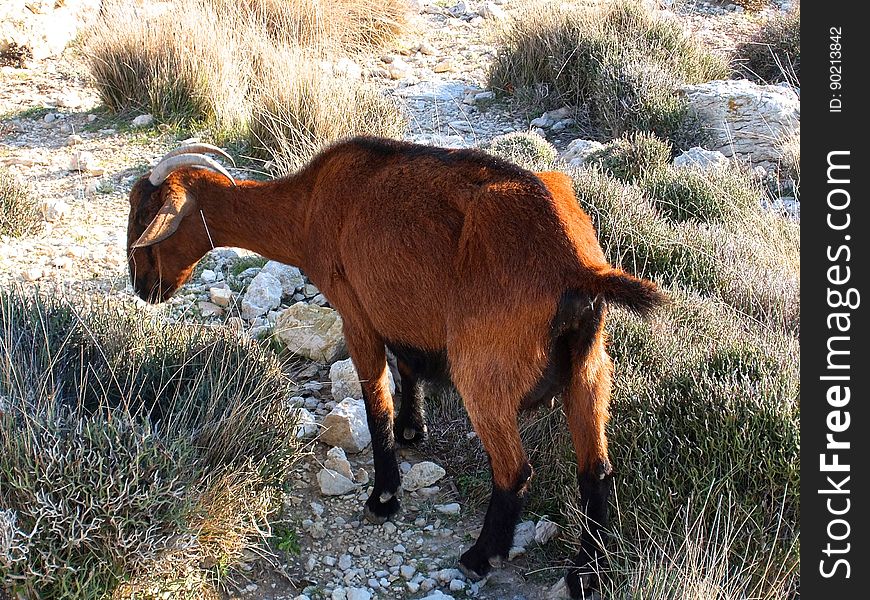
[458,409,531,579]
[563,343,614,598]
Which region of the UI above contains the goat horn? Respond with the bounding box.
[148,154,236,187]
[156,143,236,166]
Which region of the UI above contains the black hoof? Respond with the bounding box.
[459,545,501,580]
[363,492,401,524]
[393,418,427,447]
[566,548,608,598]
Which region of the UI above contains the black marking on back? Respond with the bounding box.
[520,289,605,411]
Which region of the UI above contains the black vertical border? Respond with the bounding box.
[802,3,869,598]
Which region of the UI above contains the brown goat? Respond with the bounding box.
[126,137,666,597]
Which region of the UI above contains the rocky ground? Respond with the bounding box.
[0,1,796,599]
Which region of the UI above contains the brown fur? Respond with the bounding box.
[127,136,666,595]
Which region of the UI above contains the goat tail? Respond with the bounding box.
[592,269,668,318]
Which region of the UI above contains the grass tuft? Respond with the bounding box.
[0,289,300,598]
[488,0,728,146]
[481,131,560,171]
[0,167,41,238]
[736,4,800,85]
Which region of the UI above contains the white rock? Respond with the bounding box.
[400,564,417,580]
[447,1,467,18]
[200,269,217,283]
[562,139,605,167]
[325,446,355,480]
[21,267,43,282]
[209,285,233,307]
[387,58,413,80]
[241,271,283,320]
[420,591,455,600]
[530,116,554,129]
[403,461,446,491]
[329,358,395,401]
[513,520,536,549]
[197,301,223,317]
[261,260,304,296]
[480,2,506,19]
[435,503,460,515]
[274,303,347,363]
[318,467,357,496]
[449,579,465,592]
[547,577,572,599]
[321,398,371,453]
[68,150,102,175]
[673,147,731,170]
[0,0,101,61]
[334,57,363,79]
[131,114,154,128]
[39,199,69,222]
[290,407,318,439]
[679,79,800,162]
[346,589,371,600]
[433,59,454,73]
[534,518,559,544]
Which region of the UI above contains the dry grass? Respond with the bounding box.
[85,0,408,158]
[0,167,41,238]
[488,0,728,146]
[735,3,800,85]
[248,45,406,174]
[0,290,301,598]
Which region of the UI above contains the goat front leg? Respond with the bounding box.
[563,342,614,598]
[341,320,402,524]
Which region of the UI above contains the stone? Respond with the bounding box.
[403,461,446,491]
[447,1,468,18]
[197,301,223,317]
[562,139,605,167]
[39,199,69,222]
[21,267,42,282]
[420,591,455,600]
[387,58,413,80]
[261,260,304,296]
[329,358,395,401]
[0,0,101,61]
[325,446,355,480]
[274,303,347,363]
[547,577,572,599]
[68,150,103,175]
[435,503,460,515]
[513,520,536,549]
[673,147,731,170]
[241,271,283,320]
[209,285,233,307]
[131,114,154,128]
[321,398,371,453]
[480,2,507,19]
[534,518,559,544]
[317,468,357,496]
[334,57,363,79]
[393,80,467,101]
[433,59,455,73]
[346,589,370,600]
[400,564,417,580]
[290,407,318,439]
[679,79,800,162]
[449,579,465,592]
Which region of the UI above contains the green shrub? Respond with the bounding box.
[0,167,41,238]
[489,0,728,146]
[0,290,300,598]
[585,132,673,182]
[736,5,800,84]
[639,165,763,224]
[481,131,560,171]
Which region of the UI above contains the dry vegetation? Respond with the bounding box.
[736,3,800,85]
[488,0,729,147]
[85,0,408,169]
[0,167,41,238]
[0,291,301,598]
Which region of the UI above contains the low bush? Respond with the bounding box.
[584,132,672,182]
[0,290,300,598]
[488,0,728,146]
[736,4,800,84]
[481,131,560,171]
[0,167,41,238]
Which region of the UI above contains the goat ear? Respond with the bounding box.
[132,190,196,248]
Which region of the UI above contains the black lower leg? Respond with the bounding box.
[362,390,402,523]
[394,364,427,446]
[566,460,613,598]
[459,462,533,579]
